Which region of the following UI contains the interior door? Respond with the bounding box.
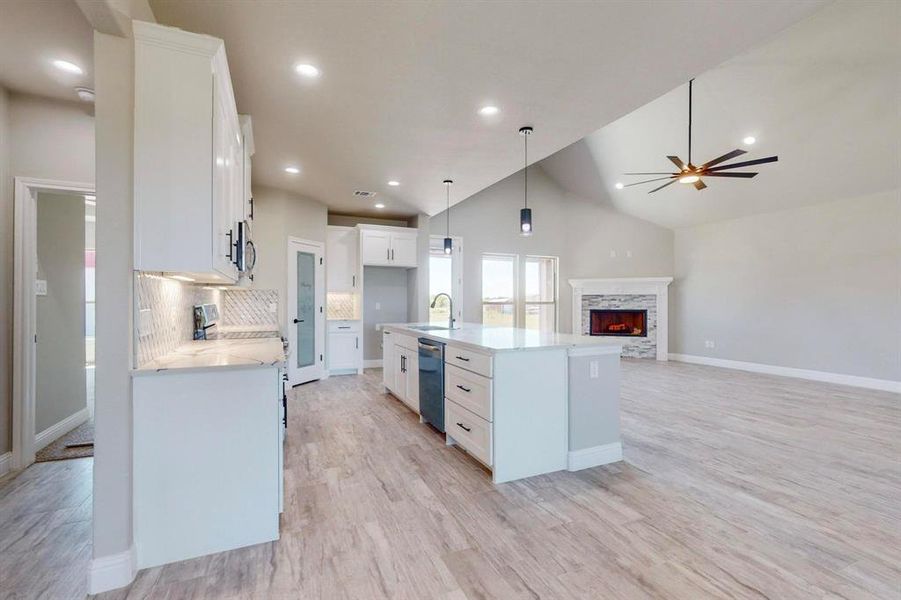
[287,238,325,385]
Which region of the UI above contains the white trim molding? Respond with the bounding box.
[567,442,623,471]
[363,359,383,369]
[34,408,90,452]
[568,277,673,361]
[0,452,12,479]
[670,354,901,394]
[88,546,137,595]
[13,177,95,471]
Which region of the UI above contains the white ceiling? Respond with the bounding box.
[0,0,94,102]
[540,0,901,229]
[149,0,826,217]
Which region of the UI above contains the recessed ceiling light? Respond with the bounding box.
[52,59,83,75]
[615,182,624,190]
[294,63,320,78]
[374,203,385,209]
[743,136,756,145]
[478,105,500,116]
[387,180,400,187]
[74,87,94,102]
[284,166,300,174]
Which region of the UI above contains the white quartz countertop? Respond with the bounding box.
[381,323,622,355]
[132,338,286,376]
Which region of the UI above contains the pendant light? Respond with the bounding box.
[519,126,533,236]
[443,179,453,254]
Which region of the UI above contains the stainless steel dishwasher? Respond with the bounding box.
[418,338,445,432]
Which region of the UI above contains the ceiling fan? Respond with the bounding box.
[624,79,778,193]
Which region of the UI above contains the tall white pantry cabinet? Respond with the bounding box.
[133,21,246,283]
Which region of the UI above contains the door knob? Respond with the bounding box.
[293,318,304,324]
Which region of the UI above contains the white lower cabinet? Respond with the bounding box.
[445,400,492,467]
[133,366,281,569]
[384,332,419,414]
[328,320,361,373]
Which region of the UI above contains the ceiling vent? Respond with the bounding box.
[353,190,377,198]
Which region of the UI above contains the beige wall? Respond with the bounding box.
[35,192,87,433]
[671,190,901,382]
[429,167,674,333]
[251,185,328,331]
[0,90,95,454]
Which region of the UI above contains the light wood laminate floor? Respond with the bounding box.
[2,360,899,599]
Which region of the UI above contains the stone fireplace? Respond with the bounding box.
[569,278,673,360]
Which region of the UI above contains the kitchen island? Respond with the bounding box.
[131,337,286,569]
[381,323,623,483]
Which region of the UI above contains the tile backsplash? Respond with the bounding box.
[327,292,360,320]
[135,273,279,366]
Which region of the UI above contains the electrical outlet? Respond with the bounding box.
[589,360,599,379]
[139,309,153,337]
[375,302,381,310]
[626,250,633,258]
[35,279,48,296]
[705,340,716,349]
[609,250,617,258]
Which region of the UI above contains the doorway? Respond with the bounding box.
[286,237,325,385]
[12,177,95,470]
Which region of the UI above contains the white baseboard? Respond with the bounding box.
[34,407,90,452]
[0,452,11,478]
[568,442,623,472]
[88,545,136,594]
[363,359,383,369]
[669,354,901,393]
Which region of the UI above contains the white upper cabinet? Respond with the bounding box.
[326,226,359,292]
[240,115,255,222]
[133,21,244,283]
[359,225,418,268]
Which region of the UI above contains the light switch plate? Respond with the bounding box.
[589,360,599,379]
[35,279,48,296]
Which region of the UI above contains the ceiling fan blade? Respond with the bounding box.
[705,156,779,172]
[667,156,687,170]
[624,172,676,175]
[624,176,676,187]
[694,179,707,190]
[703,172,758,178]
[700,149,746,169]
[648,179,678,193]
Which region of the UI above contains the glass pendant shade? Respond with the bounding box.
[520,207,533,236]
[443,237,453,254]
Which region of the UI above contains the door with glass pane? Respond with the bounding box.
[287,238,325,385]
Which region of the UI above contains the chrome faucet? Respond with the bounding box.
[430,293,455,329]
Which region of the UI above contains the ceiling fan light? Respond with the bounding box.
[679,175,700,184]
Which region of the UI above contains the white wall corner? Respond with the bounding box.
[567,442,623,471]
[88,545,137,595]
[0,452,12,478]
[669,354,901,394]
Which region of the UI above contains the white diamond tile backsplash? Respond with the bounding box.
[135,273,281,367]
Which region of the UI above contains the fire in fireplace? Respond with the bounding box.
[590,309,647,337]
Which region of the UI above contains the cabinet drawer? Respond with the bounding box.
[328,320,360,333]
[446,399,492,467]
[445,345,492,378]
[392,332,419,352]
[445,363,492,421]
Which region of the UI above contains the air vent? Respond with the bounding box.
[353,190,377,198]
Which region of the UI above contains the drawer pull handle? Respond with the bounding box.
[455,356,470,362]
[338,326,350,329]
[456,384,471,393]
[456,422,471,432]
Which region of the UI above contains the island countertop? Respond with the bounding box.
[132,337,286,376]
[381,322,622,355]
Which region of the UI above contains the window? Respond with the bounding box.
[524,256,557,331]
[481,254,517,327]
[429,236,462,325]
[481,253,558,332]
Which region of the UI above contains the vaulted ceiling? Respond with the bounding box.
[540,0,901,229]
[149,0,826,217]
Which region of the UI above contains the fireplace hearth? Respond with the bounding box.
[590,309,648,337]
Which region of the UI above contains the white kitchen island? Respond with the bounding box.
[382,323,623,484]
[131,338,286,569]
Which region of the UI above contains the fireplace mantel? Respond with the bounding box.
[569,277,673,360]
